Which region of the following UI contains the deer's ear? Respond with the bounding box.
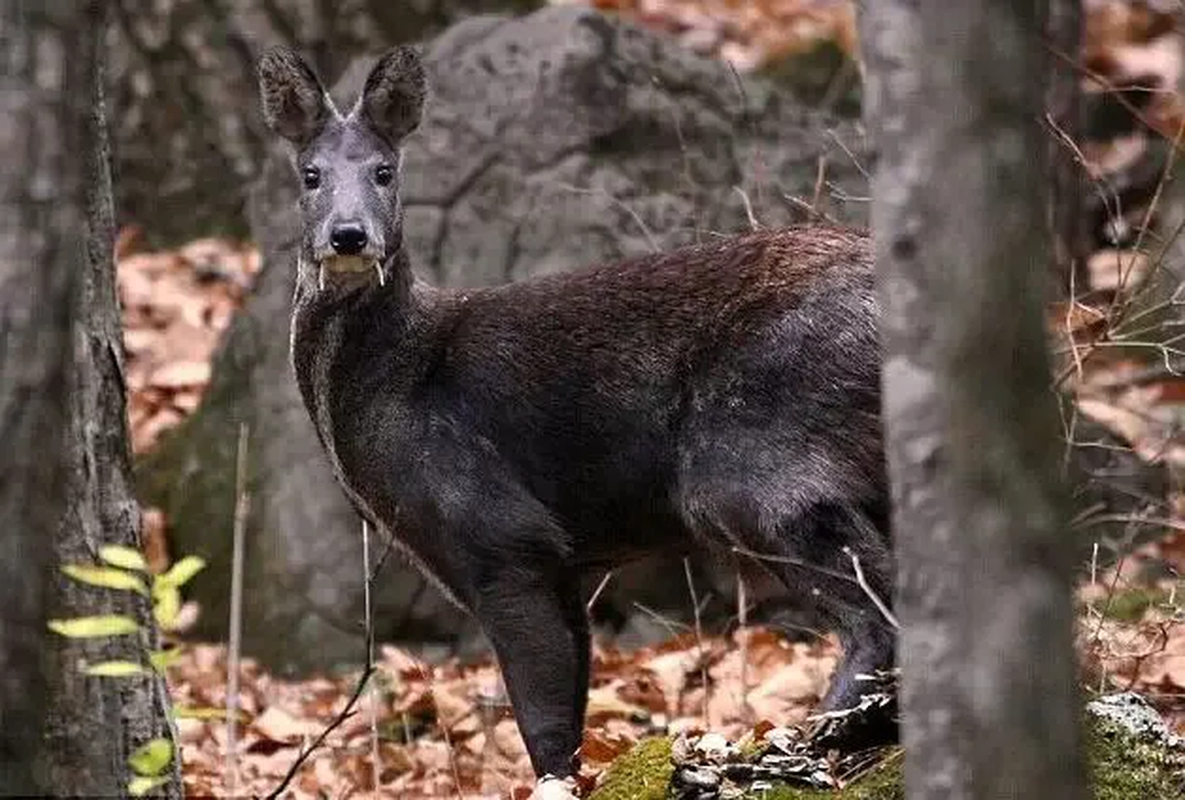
[258,47,330,145]
[360,47,426,146]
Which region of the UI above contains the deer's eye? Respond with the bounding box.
[374,164,394,186]
[301,166,321,190]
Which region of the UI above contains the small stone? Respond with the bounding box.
[694,732,737,764]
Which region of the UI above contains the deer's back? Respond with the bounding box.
[402,225,878,549]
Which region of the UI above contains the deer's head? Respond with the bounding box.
[258,46,426,291]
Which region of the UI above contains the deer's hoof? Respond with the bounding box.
[531,774,580,800]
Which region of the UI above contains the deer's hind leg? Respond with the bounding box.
[678,467,895,713]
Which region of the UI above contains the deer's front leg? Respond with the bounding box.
[474,565,590,781]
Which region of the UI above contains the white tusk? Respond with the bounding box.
[318,261,325,291]
[375,261,385,287]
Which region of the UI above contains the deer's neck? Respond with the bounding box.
[289,248,435,479]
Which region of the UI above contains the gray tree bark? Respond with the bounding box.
[18,2,182,796]
[858,2,1088,799]
[0,1,82,792]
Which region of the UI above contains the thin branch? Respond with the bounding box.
[265,514,383,799]
[554,182,660,253]
[826,128,868,179]
[363,519,381,796]
[736,571,753,724]
[733,186,761,231]
[1109,119,1185,313]
[726,59,766,209]
[683,557,710,727]
[842,546,899,630]
[226,423,249,796]
[586,570,614,614]
[631,601,692,638]
[1047,43,1185,156]
[732,545,862,586]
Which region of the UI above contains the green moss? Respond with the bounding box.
[587,739,902,800]
[589,715,1183,800]
[758,40,862,116]
[1088,717,1184,800]
[588,738,674,800]
[1098,587,1164,622]
[752,754,903,800]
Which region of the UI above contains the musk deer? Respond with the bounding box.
[258,44,893,797]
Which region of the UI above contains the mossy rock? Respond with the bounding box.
[589,714,1183,799]
[586,737,903,800]
[1089,715,1184,800]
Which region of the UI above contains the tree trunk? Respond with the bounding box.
[30,2,182,795]
[0,1,83,791]
[858,2,1088,799]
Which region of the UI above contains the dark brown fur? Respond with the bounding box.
[259,45,892,781]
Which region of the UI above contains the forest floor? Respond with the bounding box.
[114,1,1185,797]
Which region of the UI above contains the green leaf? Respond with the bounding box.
[128,738,173,777]
[99,545,148,572]
[47,615,139,638]
[148,648,182,673]
[83,660,147,677]
[153,586,180,631]
[154,556,206,590]
[62,564,148,596]
[127,775,169,796]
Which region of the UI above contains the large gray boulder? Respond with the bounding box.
[108,0,543,243]
[139,6,870,674]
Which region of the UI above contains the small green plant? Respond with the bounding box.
[126,738,175,796]
[48,544,208,795]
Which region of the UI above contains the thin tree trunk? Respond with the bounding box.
[0,0,81,791]
[31,1,182,795]
[858,2,1088,799]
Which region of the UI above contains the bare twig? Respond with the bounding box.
[586,570,614,614]
[732,545,862,586]
[363,519,381,796]
[1110,120,1185,309]
[781,192,842,226]
[734,186,761,231]
[226,423,249,796]
[842,546,899,630]
[726,59,766,209]
[554,182,660,253]
[265,516,390,799]
[683,557,710,727]
[1048,44,1185,156]
[736,571,753,724]
[811,155,827,212]
[826,128,868,179]
[631,601,691,638]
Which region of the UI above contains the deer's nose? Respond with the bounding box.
[330,224,368,256]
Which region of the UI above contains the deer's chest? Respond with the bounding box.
[292,308,469,603]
